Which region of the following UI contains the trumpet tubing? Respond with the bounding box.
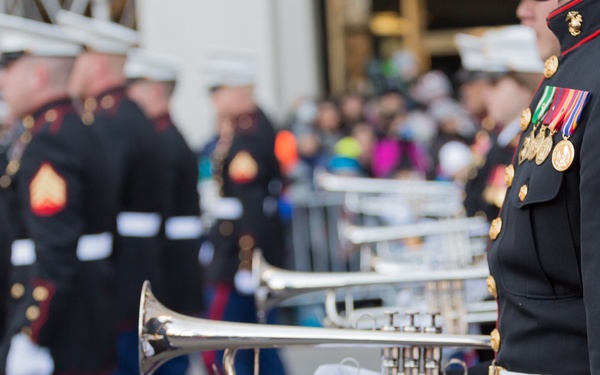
[342,217,488,246]
[315,172,461,196]
[253,250,489,319]
[139,281,491,375]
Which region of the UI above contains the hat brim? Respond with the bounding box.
[454,69,504,84]
[0,51,26,68]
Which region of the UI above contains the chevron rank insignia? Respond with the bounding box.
[29,163,67,216]
[229,151,258,184]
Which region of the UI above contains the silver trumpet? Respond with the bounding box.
[139,281,491,375]
[253,250,489,321]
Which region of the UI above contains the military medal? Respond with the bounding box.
[520,86,556,164]
[518,135,531,165]
[552,89,590,172]
[536,136,554,165]
[529,130,546,161]
[526,129,541,161]
[552,140,575,172]
[536,88,577,165]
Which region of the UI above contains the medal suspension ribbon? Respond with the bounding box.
[532,86,556,125]
[551,89,590,171]
[561,90,590,140]
[535,88,577,165]
[520,86,557,164]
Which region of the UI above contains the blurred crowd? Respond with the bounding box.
[260,24,547,229]
[281,71,474,184]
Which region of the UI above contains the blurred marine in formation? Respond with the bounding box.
[0,15,117,374]
[461,26,544,222]
[200,49,287,375]
[57,11,167,375]
[125,48,204,374]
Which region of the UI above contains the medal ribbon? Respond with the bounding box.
[542,87,567,126]
[562,89,590,139]
[547,88,578,133]
[532,86,557,125]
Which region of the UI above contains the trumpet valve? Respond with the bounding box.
[422,312,442,375]
[423,312,442,335]
[402,312,421,375]
[381,310,401,375]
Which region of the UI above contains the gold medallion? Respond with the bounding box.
[552,139,575,172]
[519,135,531,165]
[535,135,554,165]
[520,108,532,131]
[527,130,543,161]
[566,11,583,37]
[544,56,559,78]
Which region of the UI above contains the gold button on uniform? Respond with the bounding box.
[101,95,115,109]
[486,276,498,298]
[239,235,255,250]
[33,286,49,302]
[20,131,32,144]
[82,112,95,126]
[219,221,234,236]
[504,165,514,188]
[544,56,559,78]
[519,184,528,201]
[520,108,532,131]
[26,305,40,321]
[45,109,58,122]
[11,283,25,299]
[22,115,35,129]
[489,218,502,240]
[490,328,501,352]
[84,98,97,112]
[0,175,11,188]
[6,160,20,176]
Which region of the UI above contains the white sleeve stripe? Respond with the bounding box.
[165,216,203,240]
[117,212,162,237]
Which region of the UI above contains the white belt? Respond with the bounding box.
[11,232,113,266]
[165,216,203,240]
[117,212,161,237]
[209,198,243,220]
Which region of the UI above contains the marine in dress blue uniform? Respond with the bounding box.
[200,49,286,375]
[0,15,117,374]
[57,11,168,375]
[460,27,544,222]
[488,0,600,373]
[125,48,204,374]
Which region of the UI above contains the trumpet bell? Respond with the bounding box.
[139,281,491,375]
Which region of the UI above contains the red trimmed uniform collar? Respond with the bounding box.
[548,0,600,56]
[26,97,76,134]
[153,112,173,132]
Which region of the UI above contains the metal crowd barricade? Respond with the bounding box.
[283,172,493,332]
